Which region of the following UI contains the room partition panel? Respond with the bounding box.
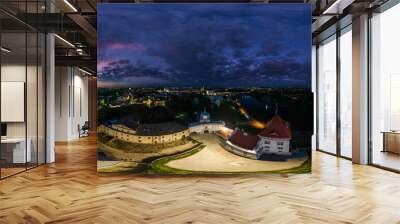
[339,26,353,159]
[316,25,353,159]
[370,2,400,172]
[317,35,337,155]
[97,3,313,175]
[0,1,47,179]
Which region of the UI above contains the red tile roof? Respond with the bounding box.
[258,115,292,139]
[229,130,258,150]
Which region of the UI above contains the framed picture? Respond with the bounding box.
[97,3,312,174]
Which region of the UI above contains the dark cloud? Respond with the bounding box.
[98,4,311,88]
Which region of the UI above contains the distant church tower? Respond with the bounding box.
[199,108,211,123]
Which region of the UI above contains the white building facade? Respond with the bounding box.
[189,109,225,134]
[254,136,291,157]
[189,121,225,134]
[226,114,292,159]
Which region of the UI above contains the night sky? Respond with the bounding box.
[98,4,311,88]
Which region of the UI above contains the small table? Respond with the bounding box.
[1,138,31,164]
[382,131,400,154]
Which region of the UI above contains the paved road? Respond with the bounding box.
[167,134,307,172]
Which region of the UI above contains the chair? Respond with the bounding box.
[79,121,90,138]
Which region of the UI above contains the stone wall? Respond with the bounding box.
[222,140,257,160]
[98,125,190,144]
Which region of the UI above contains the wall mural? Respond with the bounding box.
[97,3,313,174]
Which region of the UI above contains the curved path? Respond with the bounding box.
[166,134,307,172]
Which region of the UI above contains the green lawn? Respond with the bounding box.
[274,158,311,174]
[150,145,311,175]
[97,161,147,173]
[98,133,312,175]
[150,144,206,174]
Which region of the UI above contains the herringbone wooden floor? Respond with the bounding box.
[1,136,400,224]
